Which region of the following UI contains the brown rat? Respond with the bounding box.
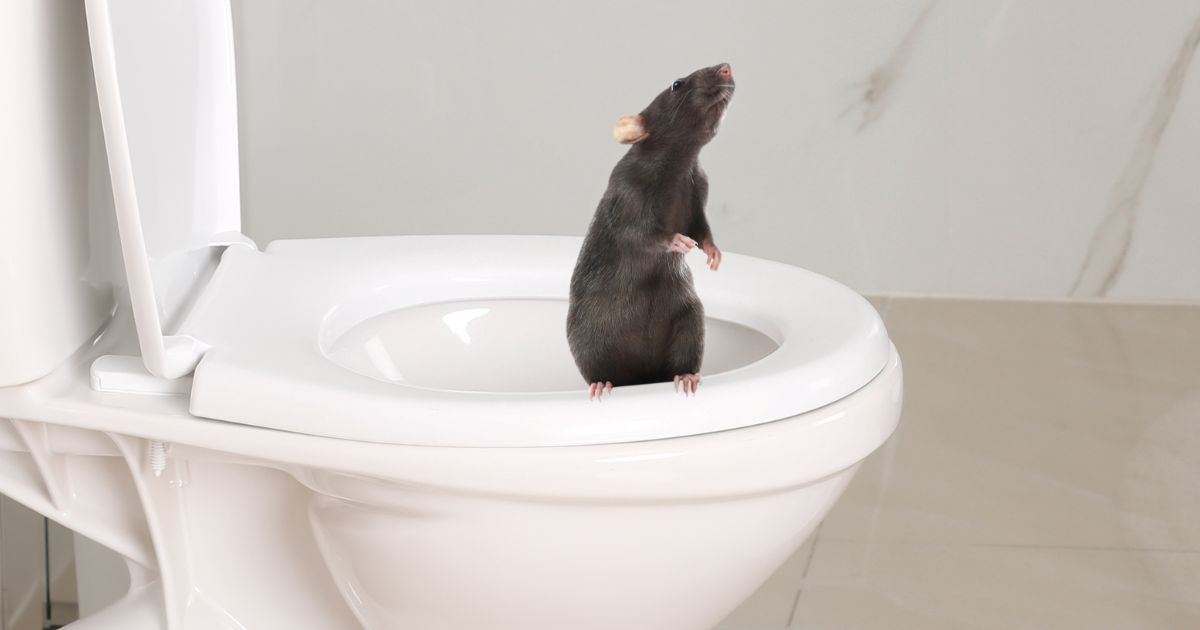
[567,62,735,399]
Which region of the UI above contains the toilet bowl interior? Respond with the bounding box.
[323,298,780,393]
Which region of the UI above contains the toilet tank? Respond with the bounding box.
[0,2,115,386]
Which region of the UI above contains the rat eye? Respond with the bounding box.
[670,80,685,92]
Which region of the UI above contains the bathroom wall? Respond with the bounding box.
[230,0,1200,303]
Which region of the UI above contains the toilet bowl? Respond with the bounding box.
[0,1,902,629]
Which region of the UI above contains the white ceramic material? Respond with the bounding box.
[0,1,902,629]
[0,1,112,387]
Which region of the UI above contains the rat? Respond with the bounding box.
[567,62,735,400]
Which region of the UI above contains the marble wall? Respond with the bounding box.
[231,0,1200,302]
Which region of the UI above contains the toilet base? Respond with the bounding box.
[56,459,858,630]
[306,466,859,630]
[0,416,863,630]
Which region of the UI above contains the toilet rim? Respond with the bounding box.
[176,234,894,448]
[1,336,902,501]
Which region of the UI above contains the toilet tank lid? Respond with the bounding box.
[85,0,243,379]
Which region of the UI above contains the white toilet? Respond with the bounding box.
[0,1,902,629]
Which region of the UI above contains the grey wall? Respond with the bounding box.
[231,0,1200,302]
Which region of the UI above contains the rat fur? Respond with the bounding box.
[567,62,735,399]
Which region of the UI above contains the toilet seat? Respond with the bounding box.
[172,234,892,447]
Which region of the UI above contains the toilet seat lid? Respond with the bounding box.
[87,0,243,379]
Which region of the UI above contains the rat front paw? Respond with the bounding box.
[701,240,722,271]
[668,233,697,254]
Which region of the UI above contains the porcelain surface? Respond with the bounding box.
[0,1,113,386]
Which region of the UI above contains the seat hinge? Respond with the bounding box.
[90,355,193,396]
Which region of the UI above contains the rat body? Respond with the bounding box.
[567,63,735,399]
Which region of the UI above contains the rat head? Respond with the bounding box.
[613,63,735,151]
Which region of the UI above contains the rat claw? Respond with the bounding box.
[589,381,614,401]
[668,233,697,254]
[673,373,701,397]
[702,242,722,271]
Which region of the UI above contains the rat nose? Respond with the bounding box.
[718,64,733,80]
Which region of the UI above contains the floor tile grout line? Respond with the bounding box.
[784,589,803,629]
[812,538,1200,554]
[801,524,824,576]
[787,523,825,628]
[974,543,1200,553]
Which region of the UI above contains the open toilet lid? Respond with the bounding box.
[86,0,245,379]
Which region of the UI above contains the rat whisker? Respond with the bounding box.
[666,97,687,125]
[665,86,698,125]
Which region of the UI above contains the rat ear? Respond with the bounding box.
[613,115,649,144]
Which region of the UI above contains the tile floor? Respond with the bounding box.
[719,297,1200,629]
